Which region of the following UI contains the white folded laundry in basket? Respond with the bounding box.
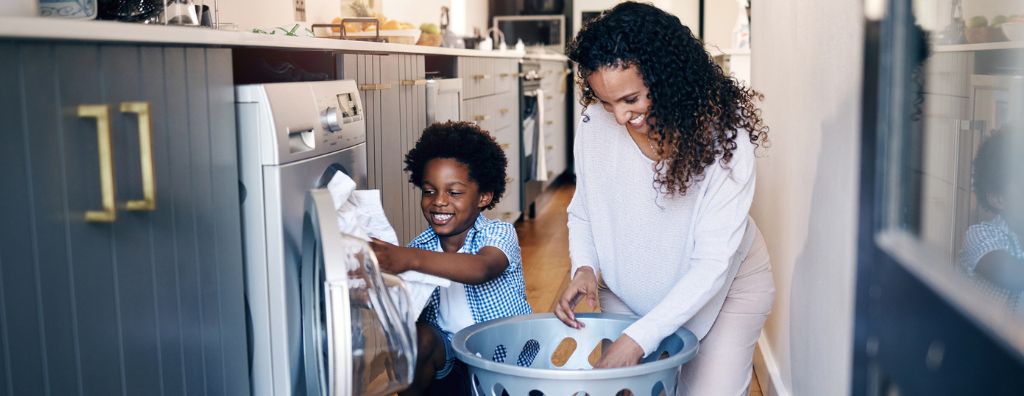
[326,171,450,315]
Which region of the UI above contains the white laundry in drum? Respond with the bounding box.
[327,171,451,314]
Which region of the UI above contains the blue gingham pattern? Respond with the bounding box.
[959,215,1024,311]
[492,345,507,363]
[410,214,532,343]
[516,339,541,367]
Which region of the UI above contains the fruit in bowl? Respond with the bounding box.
[965,15,1009,43]
[417,23,442,46]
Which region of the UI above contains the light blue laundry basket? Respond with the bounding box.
[452,313,699,396]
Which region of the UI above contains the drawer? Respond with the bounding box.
[494,91,518,131]
[465,96,499,133]
[463,96,489,131]
[485,125,522,223]
[460,57,495,99]
[495,59,519,94]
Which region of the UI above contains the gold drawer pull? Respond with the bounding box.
[120,101,157,211]
[400,79,427,86]
[545,120,554,125]
[473,115,491,122]
[545,95,553,100]
[473,74,491,80]
[499,143,510,150]
[547,145,554,150]
[358,83,392,91]
[499,72,512,78]
[499,108,511,115]
[79,104,117,223]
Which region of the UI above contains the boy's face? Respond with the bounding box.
[420,158,493,243]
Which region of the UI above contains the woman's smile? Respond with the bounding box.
[628,113,647,128]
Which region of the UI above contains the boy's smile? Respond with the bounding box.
[420,158,493,252]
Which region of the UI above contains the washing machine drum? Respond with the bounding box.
[300,189,416,396]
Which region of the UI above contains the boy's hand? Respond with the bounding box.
[369,238,414,274]
[554,266,598,329]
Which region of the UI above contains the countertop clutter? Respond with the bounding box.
[0,16,546,58]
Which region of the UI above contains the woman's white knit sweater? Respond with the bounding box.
[568,106,759,355]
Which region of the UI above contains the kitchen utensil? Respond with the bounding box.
[163,0,197,25]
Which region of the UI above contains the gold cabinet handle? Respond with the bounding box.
[499,108,511,115]
[358,83,392,91]
[499,72,512,78]
[545,95,553,100]
[400,79,427,86]
[499,143,510,150]
[473,115,491,122]
[78,104,117,223]
[472,74,491,80]
[547,145,554,150]
[545,120,554,125]
[120,101,156,211]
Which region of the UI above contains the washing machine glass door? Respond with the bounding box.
[300,189,416,396]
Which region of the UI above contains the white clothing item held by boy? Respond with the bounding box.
[326,171,451,315]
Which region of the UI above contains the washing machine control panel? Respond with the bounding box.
[313,81,366,152]
[238,80,368,165]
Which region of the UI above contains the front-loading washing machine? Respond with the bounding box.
[236,80,414,396]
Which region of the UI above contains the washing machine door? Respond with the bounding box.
[300,189,416,396]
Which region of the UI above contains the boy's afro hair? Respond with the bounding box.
[973,126,1022,212]
[404,121,508,210]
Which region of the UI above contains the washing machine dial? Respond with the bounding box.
[323,107,343,133]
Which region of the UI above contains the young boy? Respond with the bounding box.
[370,121,531,395]
[960,128,1024,312]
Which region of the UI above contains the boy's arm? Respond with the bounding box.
[370,239,509,285]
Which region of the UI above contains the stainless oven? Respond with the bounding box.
[520,60,544,218]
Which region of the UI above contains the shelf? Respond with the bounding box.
[934,41,1024,52]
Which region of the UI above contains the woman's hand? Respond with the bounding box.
[594,335,644,369]
[369,238,414,274]
[554,266,599,329]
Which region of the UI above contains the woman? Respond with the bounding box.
[553,2,774,394]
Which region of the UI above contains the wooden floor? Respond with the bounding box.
[517,181,761,395]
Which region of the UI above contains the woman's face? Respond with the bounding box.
[587,64,653,135]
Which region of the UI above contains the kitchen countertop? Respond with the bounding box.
[0,16,549,59]
[524,53,571,62]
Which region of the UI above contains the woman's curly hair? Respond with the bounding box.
[405,121,508,210]
[567,1,769,196]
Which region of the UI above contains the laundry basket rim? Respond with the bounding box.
[451,313,699,380]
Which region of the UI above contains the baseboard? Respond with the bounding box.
[753,334,790,396]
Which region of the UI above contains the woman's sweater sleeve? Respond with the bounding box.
[622,143,757,355]
[567,122,600,275]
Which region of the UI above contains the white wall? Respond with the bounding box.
[703,0,740,51]
[382,0,488,36]
[749,0,863,395]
